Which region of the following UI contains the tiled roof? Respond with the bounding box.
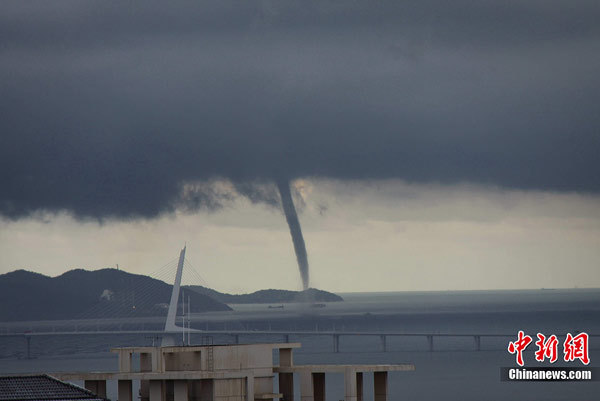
[0,375,106,401]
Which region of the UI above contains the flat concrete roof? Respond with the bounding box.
[54,369,261,381]
[274,364,415,373]
[110,343,302,353]
[54,364,414,382]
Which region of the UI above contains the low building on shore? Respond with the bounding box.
[55,342,414,401]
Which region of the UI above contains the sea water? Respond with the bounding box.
[1,289,599,400]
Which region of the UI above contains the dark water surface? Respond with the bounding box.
[1,289,599,400]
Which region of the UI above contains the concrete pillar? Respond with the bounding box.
[300,371,314,401]
[279,373,294,401]
[150,380,165,401]
[374,372,387,401]
[380,335,387,352]
[427,335,434,352]
[161,351,168,373]
[84,380,106,397]
[474,335,481,351]
[118,380,133,401]
[174,380,189,401]
[280,348,294,367]
[312,373,325,401]
[119,350,133,372]
[344,369,357,401]
[25,336,31,359]
[245,375,254,401]
[152,348,163,372]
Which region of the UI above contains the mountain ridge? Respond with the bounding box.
[0,268,230,322]
[185,285,344,304]
[0,269,343,322]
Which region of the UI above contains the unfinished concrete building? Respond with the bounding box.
[56,342,413,401]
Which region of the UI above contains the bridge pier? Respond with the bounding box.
[380,335,387,352]
[333,334,340,353]
[474,335,481,351]
[427,335,434,352]
[25,335,31,359]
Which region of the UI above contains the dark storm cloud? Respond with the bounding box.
[1,0,599,219]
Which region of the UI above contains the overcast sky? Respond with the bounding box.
[1,1,599,292]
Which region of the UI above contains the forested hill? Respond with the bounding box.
[185,285,344,304]
[0,269,231,322]
[0,268,343,322]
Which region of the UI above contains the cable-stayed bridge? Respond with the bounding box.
[1,246,598,358]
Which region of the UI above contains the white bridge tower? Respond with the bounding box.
[164,245,186,332]
[162,245,200,345]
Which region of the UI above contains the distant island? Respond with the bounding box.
[185,285,344,304]
[0,269,343,322]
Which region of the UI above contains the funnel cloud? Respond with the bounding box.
[277,180,310,290]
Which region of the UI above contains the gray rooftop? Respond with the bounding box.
[0,375,105,401]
